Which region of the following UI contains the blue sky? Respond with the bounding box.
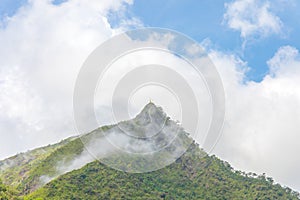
[1,0,300,81]
[124,0,300,81]
[0,0,26,18]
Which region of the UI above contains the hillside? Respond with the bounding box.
[0,103,299,199]
[0,136,77,187]
[25,143,299,200]
[0,178,20,200]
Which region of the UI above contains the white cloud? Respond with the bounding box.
[210,45,300,191]
[268,45,300,77]
[0,0,137,159]
[224,0,283,39]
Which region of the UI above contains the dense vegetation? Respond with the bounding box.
[0,136,80,195]
[25,143,299,200]
[0,136,77,184]
[0,178,20,200]
[0,103,299,199]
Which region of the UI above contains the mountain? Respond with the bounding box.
[0,103,299,199]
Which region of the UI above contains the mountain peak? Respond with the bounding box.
[144,101,157,108]
[140,101,162,113]
[134,101,166,124]
[135,101,166,118]
[1,102,299,200]
[116,102,168,139]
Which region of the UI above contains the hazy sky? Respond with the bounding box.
[0,0,299,192]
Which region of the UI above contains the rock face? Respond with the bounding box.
[83,102,194,173]
[119,102,168,138]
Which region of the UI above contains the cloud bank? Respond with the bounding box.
[0,0,137,159]
[210,45,300,191]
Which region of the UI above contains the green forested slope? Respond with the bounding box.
[1,103,299,199]
[0,178,20,200]
[25,143,299,200]
[0,136,80,195]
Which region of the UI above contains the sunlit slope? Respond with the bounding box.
[0,136,77,191]
[26,142,299,200]
[0,103,299,199]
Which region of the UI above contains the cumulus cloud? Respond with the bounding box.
[223,0,283,40]
[268,45,300,77]
[210,45,300,191]
[0,0,138,159]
